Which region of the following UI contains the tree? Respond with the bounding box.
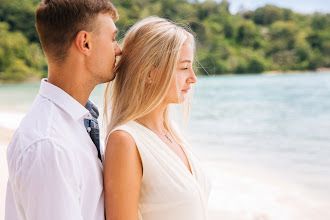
[0,22,46,81]
[253,5,282,25]
[311,13,330,30]
[0,0,40,42]
[1,0,329,80]
[236,20,257,47]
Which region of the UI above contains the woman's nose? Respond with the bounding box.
[188,69,197,84]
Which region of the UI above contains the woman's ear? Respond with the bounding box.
[147,66,156,84]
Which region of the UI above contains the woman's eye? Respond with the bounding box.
[181,67,188,70]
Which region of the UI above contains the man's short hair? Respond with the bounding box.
[36,0,118,62]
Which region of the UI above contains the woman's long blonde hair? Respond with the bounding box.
[103,16,195,144]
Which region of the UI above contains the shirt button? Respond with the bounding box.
[87,127,91,132]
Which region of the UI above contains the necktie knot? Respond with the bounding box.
[85,100,99,119]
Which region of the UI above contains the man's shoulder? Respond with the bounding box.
[9,95,70,152]
[19,96,56,138]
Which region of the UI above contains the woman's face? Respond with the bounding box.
[163,42,197,104]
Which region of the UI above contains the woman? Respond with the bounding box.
[103,17,211,220]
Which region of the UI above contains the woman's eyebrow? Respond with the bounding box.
[180,59,191,63]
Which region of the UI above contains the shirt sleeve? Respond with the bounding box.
[16,139,83,220]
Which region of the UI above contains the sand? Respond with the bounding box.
[0,127,14,220]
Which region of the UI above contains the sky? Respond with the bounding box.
[221,0,330,14]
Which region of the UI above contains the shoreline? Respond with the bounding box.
[0,76,41,85]
[1,69,330,84]
[262,68,330,75]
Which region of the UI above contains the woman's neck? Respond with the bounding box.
[136,103,168,133]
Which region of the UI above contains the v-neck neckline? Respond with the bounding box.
[132,120,195,178]
[128,121,208,219]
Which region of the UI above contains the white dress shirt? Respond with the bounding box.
[5,79,104,220]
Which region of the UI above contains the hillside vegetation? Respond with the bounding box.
[0,0,329,82]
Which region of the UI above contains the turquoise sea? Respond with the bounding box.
[1,72,330,219]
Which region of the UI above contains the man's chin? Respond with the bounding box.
[109,73,116,82]
[101,73,116,84]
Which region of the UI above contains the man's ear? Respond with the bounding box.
[147,66,156,84]
[74,30,92,56]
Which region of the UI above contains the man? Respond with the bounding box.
[5,0,121,219]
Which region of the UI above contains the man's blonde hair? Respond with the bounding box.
[104,16,195,144]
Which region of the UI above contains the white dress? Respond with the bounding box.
[109,121,211,220]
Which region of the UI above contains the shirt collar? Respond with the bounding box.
[39,78,90,121]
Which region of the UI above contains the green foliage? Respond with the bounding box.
[0,0,40,42]
[0,0,329,81]
[307,30,330,54]
[112,0,329,74]
[252,5,293,25]
[247,56,266,73]
[264,21,297,55]
[236,20,257,47]
[271,50,298,71]
[311,13,330,30]
[0,22,46,82]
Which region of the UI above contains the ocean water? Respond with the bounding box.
[1,72,330,219]
[188,73,330,219]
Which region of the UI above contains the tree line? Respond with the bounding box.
[0,0,329,82]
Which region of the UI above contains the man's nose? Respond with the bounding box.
[115,43,122,56]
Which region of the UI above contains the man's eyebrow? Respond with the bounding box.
[180,59,192,63]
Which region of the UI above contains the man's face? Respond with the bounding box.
[90,13,121,83]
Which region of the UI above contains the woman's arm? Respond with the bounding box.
[104,130,143,220]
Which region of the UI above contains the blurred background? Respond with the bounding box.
[1,0,330,219]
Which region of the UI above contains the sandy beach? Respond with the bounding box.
[0,127,14,220]
[203,161,330,220]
